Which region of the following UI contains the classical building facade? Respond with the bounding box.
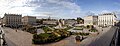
[43,19,57,25]
[65,19,77,26]
[3,13,22,27]
[0,18,3,24]
[98,13,117,26]
[84,15,98,26]
[22,16,36,25]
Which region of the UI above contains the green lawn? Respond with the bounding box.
[41,26,53,33]
[73,26,83,30]
[90,29,98,32]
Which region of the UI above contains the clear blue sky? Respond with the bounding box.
[71,0,120,19]
[0,0,120,19]
[75,0,120,13]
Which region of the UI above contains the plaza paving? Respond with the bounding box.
[88,26,118,46]
[80,26,112,46]
[3,27,33,46]
[3,27,81,46]
[2,26,113,46]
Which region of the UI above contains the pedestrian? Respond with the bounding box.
[102,29,103,31]
[16,30,17,32]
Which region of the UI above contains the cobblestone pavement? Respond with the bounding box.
[3,27,33,46]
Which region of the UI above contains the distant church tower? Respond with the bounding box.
[48,16,51,20]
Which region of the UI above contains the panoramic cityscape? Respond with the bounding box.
[0,0,120,46]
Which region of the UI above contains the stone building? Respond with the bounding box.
[22,16,36,25]
[3,13,22,27]
[98,13,117,26]
[84,15,98,26]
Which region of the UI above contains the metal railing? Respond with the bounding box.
[110,27,119,46]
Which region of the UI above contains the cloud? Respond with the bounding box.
[101,10,111,13]
[0,0,81,19]
[0,0,34,17]
[115,11,120,20]
[29,0,81,18]
[85,11,96,15]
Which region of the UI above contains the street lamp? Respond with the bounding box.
[82,29,83,40]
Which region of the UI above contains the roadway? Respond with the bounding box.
[88,26,118,46]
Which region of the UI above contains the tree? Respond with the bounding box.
[33,34,39,39]
[77,17,83,24]
[22,24,37,34]
[75,35,80,41]
[87,25,90,28]
[36,19,43,24]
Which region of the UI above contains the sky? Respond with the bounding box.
[0,0,120,19]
